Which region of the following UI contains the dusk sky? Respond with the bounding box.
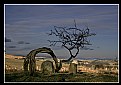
[5,4,118,59]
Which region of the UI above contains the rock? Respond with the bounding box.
[69,63,77,74]
[41,60,55,75]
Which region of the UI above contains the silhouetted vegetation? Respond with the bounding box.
[48,20,96,61]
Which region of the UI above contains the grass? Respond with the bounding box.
[5,71,118,82]
[5,55,118,82]
[5,58,24,70]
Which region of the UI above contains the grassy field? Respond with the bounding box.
[5,54,118,82]
[5,71,118,82]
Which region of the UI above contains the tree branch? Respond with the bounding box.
[47,20,96,61]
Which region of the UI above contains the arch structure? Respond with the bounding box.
[23,47,62,76]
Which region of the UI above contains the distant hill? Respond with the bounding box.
[5,54,25,59]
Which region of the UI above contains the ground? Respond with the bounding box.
[4,54,118,83]
[5,71,118,82]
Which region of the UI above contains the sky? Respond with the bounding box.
[4,4,119,60]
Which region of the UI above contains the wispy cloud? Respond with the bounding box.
[5,5,118,59]
[7,46,16,48]
[17,41,30,44]
[5,37,12,42]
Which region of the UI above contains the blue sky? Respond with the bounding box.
[5,4,119,59]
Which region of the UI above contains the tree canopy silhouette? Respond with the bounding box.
[48,20,96,61]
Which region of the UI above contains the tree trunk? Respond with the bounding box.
[23,47,62,76]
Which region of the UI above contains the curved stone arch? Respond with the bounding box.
[23,47,62,76]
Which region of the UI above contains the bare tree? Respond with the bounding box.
[24,47,62,75]
[47,20,96,62]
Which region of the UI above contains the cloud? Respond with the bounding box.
[5,37,12,42]
[7,46,16,48]
[96,46,100,48]
[17,41,24,44]
[80,47,94,50]
[17,41,30,44]
[5,5,118,59]
[25,42,30,44]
